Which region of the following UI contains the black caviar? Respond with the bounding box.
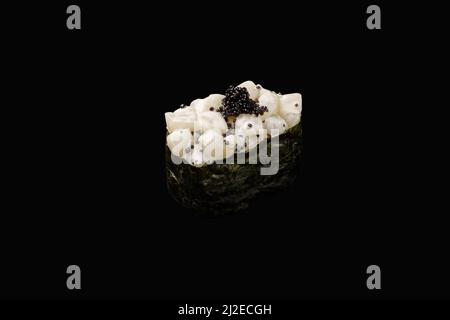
[218,86,268,120]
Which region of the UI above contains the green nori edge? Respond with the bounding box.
[165,122,303,216]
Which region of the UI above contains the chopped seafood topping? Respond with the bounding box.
[165,81,302,166]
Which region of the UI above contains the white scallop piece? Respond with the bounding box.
[238,80,259,101]
[234,131,265,153]
[258,89,279,120]
[166,129,193,157]
[195,111,228,134]
[279,93,302,128]
[282,112,301,128]
[235,133,247,154]
[223,134,236,158]
[206,94,225,111]
[198,129,225,161]
[263,115,288,137]
[165,110,196,133]
[234,114,263,136]
[189,98,202,110]
[189,147,205,167]
[246,134,265,152]
[193,94,225,114]
[198,129,223,149]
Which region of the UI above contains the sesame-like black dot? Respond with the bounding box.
[191,145,194,149]
[262,120,265,123]
[222,133,226,137]
[209,107,214,111]
[295,103,298,107]
[247,123,253,128]
[256,134,259,138]
[283,124,286,127]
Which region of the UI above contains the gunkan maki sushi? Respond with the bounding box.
[165,81,303,215]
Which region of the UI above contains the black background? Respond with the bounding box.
[2,1,448,300]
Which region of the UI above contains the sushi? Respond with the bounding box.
[165,81,303,215]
